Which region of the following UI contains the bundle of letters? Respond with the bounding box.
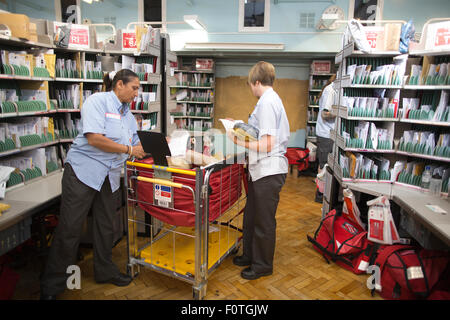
[341,119,393,150]
[408,57,450,85]
[342,88,399,118]
[393,160,449,192]
[55,84,80,109]
[339,151,391,181]
[398,130,450,158]
[0,117,54,149]
[401,90,449,122]
[346,55,407,86]
[56,57,79,78]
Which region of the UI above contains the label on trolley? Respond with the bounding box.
[153,184,174,209]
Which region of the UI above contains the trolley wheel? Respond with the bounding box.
[127,264,139,279]
[192,289,202,300]
[192,285,206,300]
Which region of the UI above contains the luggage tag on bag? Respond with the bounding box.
[153,169,174,209]
[153,183,174,209]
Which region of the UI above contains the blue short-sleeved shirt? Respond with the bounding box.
[66,91,140,192]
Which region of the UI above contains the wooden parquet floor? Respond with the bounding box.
[12,171,382,300]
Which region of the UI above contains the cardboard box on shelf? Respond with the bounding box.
[28,22,38,43]
[384,23,402,51]
[0,13,31,40]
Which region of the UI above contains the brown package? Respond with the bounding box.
[0,13,31,40]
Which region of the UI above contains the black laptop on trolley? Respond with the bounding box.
[136,131,171,166]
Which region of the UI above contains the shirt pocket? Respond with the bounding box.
[105,117,122,141]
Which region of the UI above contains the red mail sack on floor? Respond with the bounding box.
[371,245,449,300]
[307,209,369,274]
[285,147,309,171]
[132,158,244,227]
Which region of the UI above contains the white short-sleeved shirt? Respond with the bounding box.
[316,82,337,139]
[247,87,290,182]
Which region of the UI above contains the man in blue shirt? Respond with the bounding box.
[40,69,146,300]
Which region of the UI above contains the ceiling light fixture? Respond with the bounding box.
[184,42,285,51]
[183,15,207,31]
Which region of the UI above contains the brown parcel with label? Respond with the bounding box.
[0,13,31,40]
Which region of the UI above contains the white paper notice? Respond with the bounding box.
[168,130,190,157]
[425,205,447,214]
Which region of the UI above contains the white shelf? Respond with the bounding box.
[396,150,450,163]
[0,74,53,81]
[178,101,214,105]
[0,141,60,158]
[338,106,398,121]
[0,170,63,232]
[131,102,160,114]
[399,118,450,127]
[409,49,450,57]
[403,85,450,90]
[335,42,402,64]
[171,115,213,119]
[174,69,214,74]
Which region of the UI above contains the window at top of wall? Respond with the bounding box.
[349,0,384,25]
[239,0,270,32]
[144,0,162,28]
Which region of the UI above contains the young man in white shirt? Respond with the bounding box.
[228,61,290,280]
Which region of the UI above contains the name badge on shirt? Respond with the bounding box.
[106,113,121,120]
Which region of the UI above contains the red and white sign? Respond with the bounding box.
[195,58,214,71]
[363,26,384,50]
[434,27,450,47]
[311,60,331,74]
[122,31,137,51]
[54,22,90,49]
[426,21,450,50]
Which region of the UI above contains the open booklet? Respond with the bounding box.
[219,119,244,131]
[219,119,259,141]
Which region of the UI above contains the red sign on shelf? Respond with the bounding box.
[122,32,137,50]
[70,27,89,47]
[311,60,331,74]
[435,27,450,47]
[366,32,378,49]
[54,23,90,49]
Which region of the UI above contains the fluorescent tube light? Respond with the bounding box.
[183,15,207,31]
[184,42,285,51]
[83,0,93,3]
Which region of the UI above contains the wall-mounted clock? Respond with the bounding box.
[316,5,345,30]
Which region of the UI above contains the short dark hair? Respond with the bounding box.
[102,69,139,92]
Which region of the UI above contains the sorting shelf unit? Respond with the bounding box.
[307,60,335,143]
[161,33,178,136]
[328,22,450,248]
[169,57,215,133]
[0,27,164,194]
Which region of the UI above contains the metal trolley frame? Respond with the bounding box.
[125,158,246,299]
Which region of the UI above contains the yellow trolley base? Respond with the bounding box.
[140,225,242,276]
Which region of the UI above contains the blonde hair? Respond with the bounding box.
[248,61,275,86]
